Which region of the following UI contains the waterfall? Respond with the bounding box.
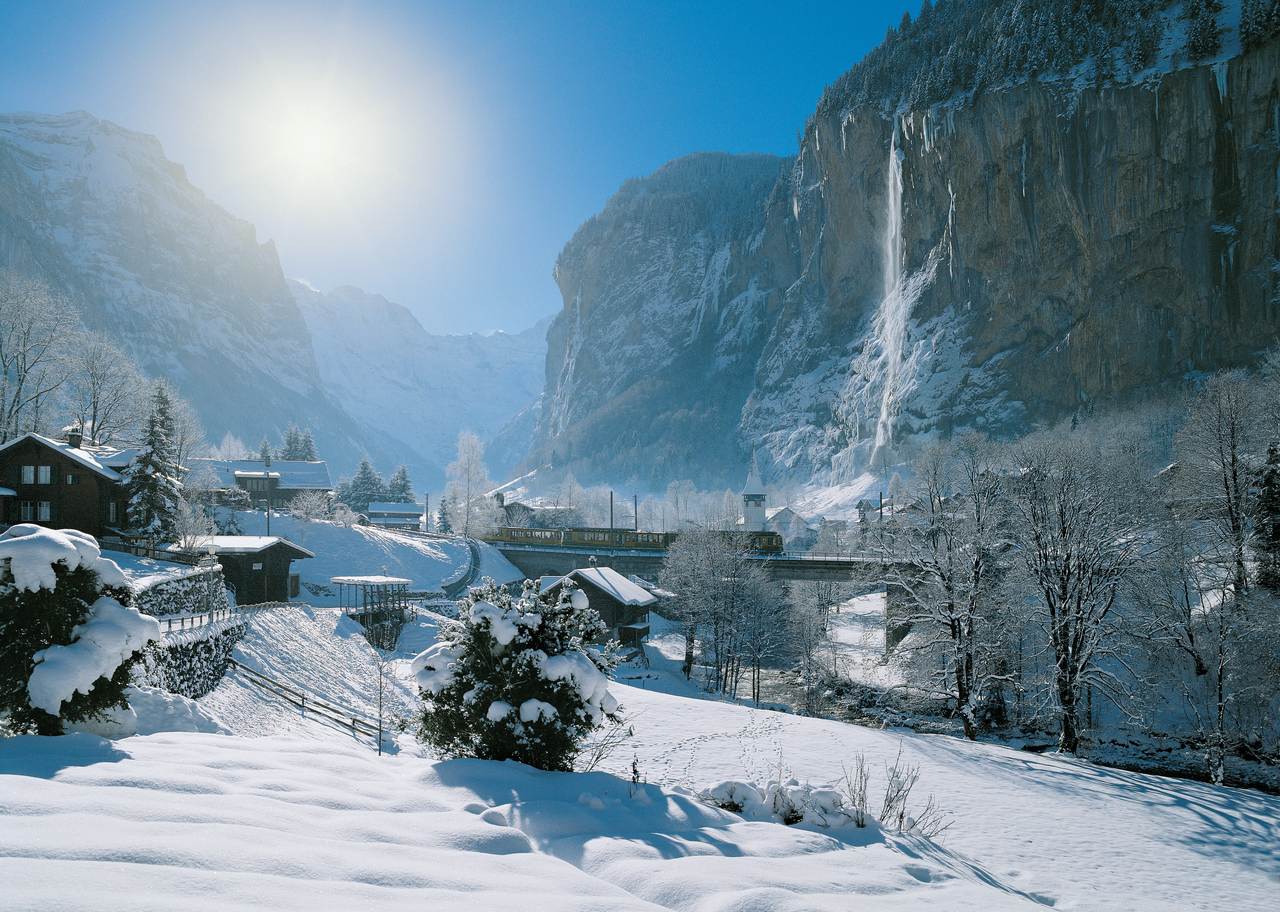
[839,115,934,471]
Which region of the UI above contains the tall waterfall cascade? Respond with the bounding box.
[839,115,935,471]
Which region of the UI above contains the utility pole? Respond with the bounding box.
[609,490,614,529]
[633,494,639,531]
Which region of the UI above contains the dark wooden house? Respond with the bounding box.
[543,566,655,646]
[182,536,314,604]
[187,457,333,508]
[0,431,130,537]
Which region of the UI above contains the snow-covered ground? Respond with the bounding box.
[104,550,208,592]
[3,588,1277,911]
[222,511,520,603]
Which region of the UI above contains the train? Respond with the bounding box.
[488,526,784,554]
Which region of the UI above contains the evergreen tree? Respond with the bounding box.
[123,385,183,538]
[258,438,273,466]
[281,426,303,460]
[299,429,318,461]
[413,580,618,771]
[0,526,157,735]
[342,458,386,513]
[437,494,453,534]
[1187,0,1221,59]
[386,465,414,503]
[1256,442,1280,592]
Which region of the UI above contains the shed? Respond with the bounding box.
[178,536,314,604]
[543,566,656,646]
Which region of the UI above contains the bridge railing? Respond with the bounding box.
[770,548,899,562]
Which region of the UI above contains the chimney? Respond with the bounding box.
[65,427,83,449]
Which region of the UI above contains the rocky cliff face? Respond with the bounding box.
[533,153,790,484]
[537,37,1280,488]
[0,112,387,470]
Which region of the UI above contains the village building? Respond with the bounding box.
[189,457,332,508]
[542,565,655,646]
[179,535,313,604]
[739,453,767,533]
[0,430,135,537]
[365,501,425,529]
[766,506,817,550]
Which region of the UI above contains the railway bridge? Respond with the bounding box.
[484,538,915,648]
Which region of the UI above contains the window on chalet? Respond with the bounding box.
[37,466,52,485]
[66,473,78,485]
[109,502,118,524]
[36,501,51,521]
[21,465,34,484]
[20,501,33,521]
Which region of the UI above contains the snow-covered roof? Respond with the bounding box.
[0,486,14,497]
[174,536,315,558]
[0,432,124,482]
[366,502,424,514]
[189,458,332,490]
[549,566,657,607]
[329,575,413,586]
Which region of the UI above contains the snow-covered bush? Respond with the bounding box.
[701,779,856,828]
[413,579,620,771]
[0,525,160,735]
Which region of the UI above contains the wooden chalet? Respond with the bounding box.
[188,457,332,507]
[0,430,133,537]
[542,566,656,646]
[180,536,314,604]
[365,501,424,529]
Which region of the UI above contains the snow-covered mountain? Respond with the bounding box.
[0,111,395,470]
[291,280,548,486]
[533,4,1280,489]
[0,111,545,483]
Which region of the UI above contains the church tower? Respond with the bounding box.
[741,452,766,532]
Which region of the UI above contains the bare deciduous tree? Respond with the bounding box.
[62,331,146,446]
[0,272,78,442]
[1007,437,1150,753]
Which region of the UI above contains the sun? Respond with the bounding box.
[270,105,352,186]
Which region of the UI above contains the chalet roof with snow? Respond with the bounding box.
[176,535,315,559]
[0,432,126,482]
[545,566,657,607]
[189,458,332,491]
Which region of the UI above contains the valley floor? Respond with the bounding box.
[1,605,1277,911]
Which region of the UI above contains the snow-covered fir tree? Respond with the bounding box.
[339,458,386,513]
[258,438,273,466]
[386,465,414,503]
[123,384,183,538]
[437,494,453,534]
[412,580,619,771]
[0,525,159,734]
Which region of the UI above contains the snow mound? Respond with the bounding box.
[0,731,1045,911]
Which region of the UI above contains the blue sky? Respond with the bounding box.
[0,1,912,333]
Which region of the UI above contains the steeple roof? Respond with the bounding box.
[742,452,765,497]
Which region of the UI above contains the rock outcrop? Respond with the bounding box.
[536,36,1280,488]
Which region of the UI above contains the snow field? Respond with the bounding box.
[0,730,1046,911]
[225,511,520,604]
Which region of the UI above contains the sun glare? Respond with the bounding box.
[273,107,349,184]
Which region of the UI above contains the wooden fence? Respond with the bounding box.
[226,658,380,739]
